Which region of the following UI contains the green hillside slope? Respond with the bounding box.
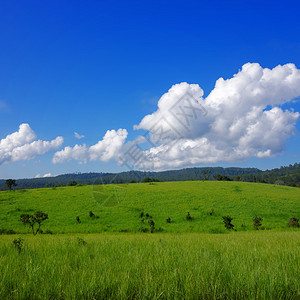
[0,181,299,234]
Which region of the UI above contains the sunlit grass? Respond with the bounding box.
[0,181,299,234]
[0,232,299,299]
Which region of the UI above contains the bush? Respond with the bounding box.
[77,237,87,246]
[253,216,263,230]
[13,237,24,254]
[222,216,234,230]
[287,217,299,228]
[186,212,192,221]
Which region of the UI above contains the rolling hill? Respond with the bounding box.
[0,180,299,234]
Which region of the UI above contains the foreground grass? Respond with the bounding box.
[0,232,299,299]
[0,181,299,233]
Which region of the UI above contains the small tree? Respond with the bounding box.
[20,211,48,235]
[222,216,234,230]
[5,179,17,191]
[253,216,263,230]
[287,217,299,228]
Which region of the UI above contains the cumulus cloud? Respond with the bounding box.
[0,123,64,165]
[74,132,85,139]
[52,63,300,170]
[53,129,128,164]
[132,63,300,169]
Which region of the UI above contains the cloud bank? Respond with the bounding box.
[0,123,63,165]
[52,63,300,170]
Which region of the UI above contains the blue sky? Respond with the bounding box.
[0,0,300,179]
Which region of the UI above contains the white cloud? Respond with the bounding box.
[51,63,300,170]
[132,63,300,169]
[43,173,52,178]
[0,123,64,165]
[53,129,128,164]
[74,132,85,139]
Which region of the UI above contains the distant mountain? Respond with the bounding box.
[239,163,300,187]
[0,167,261,190]
[0,163,299,190]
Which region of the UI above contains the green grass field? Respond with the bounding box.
[0,181,299,299]
[0,181,299,233]
[0,232,299,299]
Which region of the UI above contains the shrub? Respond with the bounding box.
[222,216,234,230]
[13,237,24,254]
[253,216,263,230]
[166,217,171,223]
[76,216,81,223]
[77,237,87,246]
[89,211,95,218]
[287,217,300,228]
[186,212,192,221]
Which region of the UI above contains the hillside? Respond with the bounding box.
[0,181,299,234]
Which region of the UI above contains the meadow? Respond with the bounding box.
[0,181,299,299]
[0,181,299,234]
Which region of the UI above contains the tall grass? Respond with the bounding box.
[1,232,299,299]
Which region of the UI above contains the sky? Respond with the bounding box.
[0,0,300,179]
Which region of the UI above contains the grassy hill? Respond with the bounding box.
[0,181,299,234]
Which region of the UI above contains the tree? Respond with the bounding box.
[222,216,234,230]
[5,179,17,191]
[203,169,209,180]
[68,180,77,186]
[20,211,48,235]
